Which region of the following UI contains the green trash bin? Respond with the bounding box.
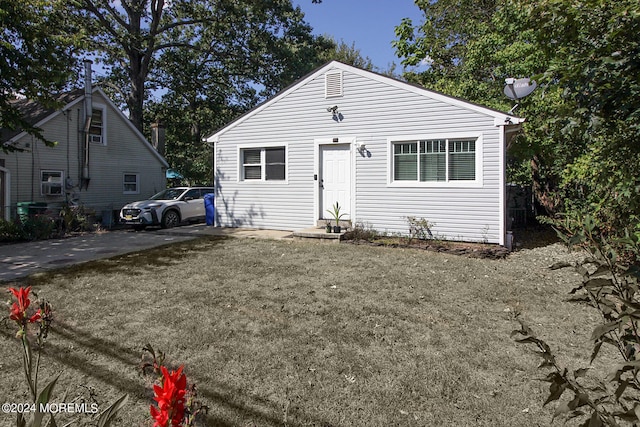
[16,202,30,223]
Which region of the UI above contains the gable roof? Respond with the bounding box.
[2,87,169,168]
[206,61,525,142]
[0,89,84,143]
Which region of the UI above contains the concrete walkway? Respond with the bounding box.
[0,225,293,283]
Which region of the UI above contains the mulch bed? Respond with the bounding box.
[344,237,511,259]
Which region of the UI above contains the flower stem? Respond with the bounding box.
[21,333,36,401]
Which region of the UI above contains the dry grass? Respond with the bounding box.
[0,236,598,426]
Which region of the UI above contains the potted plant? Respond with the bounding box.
[326,202,347,233]
[325,220,332,233]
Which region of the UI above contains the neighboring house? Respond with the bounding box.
[0,81,168,222]
[207,61,525,245]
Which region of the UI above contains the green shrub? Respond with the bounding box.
[59,204,95,232]
[513,215,640,426]
[344,221,380,242]
[20,215,57,240]
[0,219,23,242]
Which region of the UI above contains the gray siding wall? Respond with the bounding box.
[1,91,166,216]
[215,66,505,243]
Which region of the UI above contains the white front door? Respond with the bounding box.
[321,144,351,220]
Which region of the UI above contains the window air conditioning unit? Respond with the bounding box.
[42,182,62,196]
[90,134,103,144]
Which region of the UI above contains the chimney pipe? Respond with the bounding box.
[82,60,93,183]
[151,121,166,156]
[83,60,93,125]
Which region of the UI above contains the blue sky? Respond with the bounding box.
[292,0,425,72]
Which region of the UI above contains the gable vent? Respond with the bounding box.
[325,71,343,98]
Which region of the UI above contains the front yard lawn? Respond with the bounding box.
[1,236,594,426]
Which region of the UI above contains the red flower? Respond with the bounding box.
[8,286,40,323]
[150,365,187,427]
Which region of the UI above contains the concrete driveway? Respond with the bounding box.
[0,225,292,283]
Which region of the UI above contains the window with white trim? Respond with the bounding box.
[392,138,477,183]
[241,147,286,181]
[89,105,107,145]
[123,173,139,194]
[41,170,63,196]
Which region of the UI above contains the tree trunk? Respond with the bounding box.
[530,155,562,217]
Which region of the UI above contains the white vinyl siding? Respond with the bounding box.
[211,63,510,243]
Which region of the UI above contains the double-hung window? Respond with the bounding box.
[241,147,286,181]
[123,173,139,194]
[88,105,107,145]
[391,137,479,185]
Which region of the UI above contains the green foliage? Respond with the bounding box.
[76,0,331,133]
[97,394,129,427]
[318,37,375,70]
[0,205,96,243]
[326,202,347,226]
[58,204,95,233]
[0,0,79,152]
[513,215,640,425]
[130,0,334,183]
[5,288,127,427]
[0,217,56,242]
[393,0,640,234]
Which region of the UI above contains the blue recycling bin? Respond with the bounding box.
[204,193,215,226]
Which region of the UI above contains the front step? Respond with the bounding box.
[293,226,346,243]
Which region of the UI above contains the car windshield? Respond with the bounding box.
[149,188,186,200]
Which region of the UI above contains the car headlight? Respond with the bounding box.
[143,204,162,211]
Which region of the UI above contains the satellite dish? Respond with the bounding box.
[504,78,537,100]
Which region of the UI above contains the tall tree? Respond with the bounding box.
[393,0,640,231]
[318,38,375,70]
[0,0,79,151]
[76,0,327,132]
[140,1,332,184]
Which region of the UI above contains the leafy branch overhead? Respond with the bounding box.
[74,0,334,134]
[0,0,80,152]
[393,0,640,233]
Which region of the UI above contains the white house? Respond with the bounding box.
[206,61,524,245]
[0,78,168,222]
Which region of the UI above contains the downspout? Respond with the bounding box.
[82,60,93,189]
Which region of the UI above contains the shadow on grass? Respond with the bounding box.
[512,224,560,250]
[23,236,228,286]
[1,317,333,427]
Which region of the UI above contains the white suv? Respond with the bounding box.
[120,187,214,231]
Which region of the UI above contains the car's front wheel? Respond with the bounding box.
[161,209,180,228]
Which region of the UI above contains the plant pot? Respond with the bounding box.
[325,225,332,233]
[333,225,341,233]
